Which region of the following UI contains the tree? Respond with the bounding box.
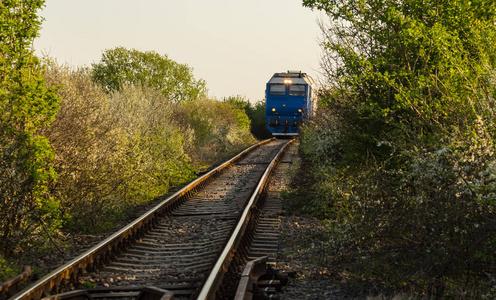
[244,100,271,140]
[297,0,496,296]
[304,0,496,156]
[223,95,251,130]
[92,47,207,102]
[0,0,60,254]
[223,96,271,140]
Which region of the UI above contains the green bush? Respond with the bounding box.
[173,98,256,170]
[42,63,134,232]
[297,106,496,297]
[0,256,20,282]
[224,96,271,140]
[42,63,197,232]
[39,61,256,233]
[0,0,61,255]
[292,0,496,297]
[244,100,272,140]
[109,85,197,196]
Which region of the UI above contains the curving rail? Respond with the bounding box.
[10,139,276,300]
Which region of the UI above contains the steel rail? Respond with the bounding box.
[11,138,275,300]
[197,138,295,300]
[234,256,269,300]
[0,266,30,299]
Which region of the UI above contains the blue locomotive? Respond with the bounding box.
[265,71,315,136]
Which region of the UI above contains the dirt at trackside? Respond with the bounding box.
[270,140,368,299]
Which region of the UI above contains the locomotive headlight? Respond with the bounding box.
[284,79,292,84]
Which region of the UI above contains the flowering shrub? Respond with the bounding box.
[293,0,496,297]
[296,108,496,297]
[40,62,255,233]
[173,98,256,170]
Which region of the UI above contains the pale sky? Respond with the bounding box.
[34,0,323,103]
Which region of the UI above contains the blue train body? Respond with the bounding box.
[265,71,315,136]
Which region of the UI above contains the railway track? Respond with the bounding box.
[9,138,295,300]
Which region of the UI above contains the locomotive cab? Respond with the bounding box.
[265,71,315,136]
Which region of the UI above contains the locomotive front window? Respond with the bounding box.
[269,84,286,95]
[289,85,306,96]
